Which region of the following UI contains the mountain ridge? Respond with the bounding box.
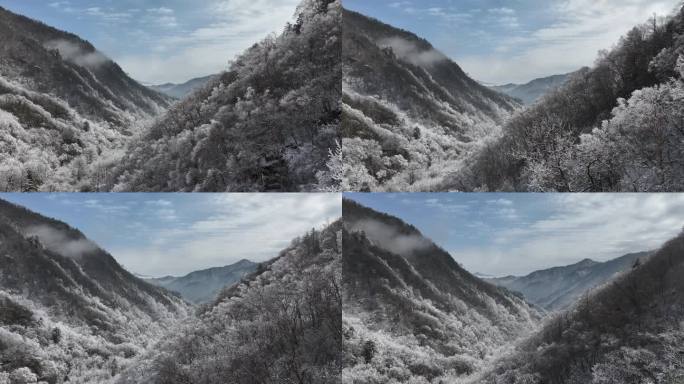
[480,233,684,383]
[108,0,342,192]
[0,5,172,192]
[487,251,653,311]
[117,219,343,384]
[145,259,258,303]
[0,198,189,382]
[148,75,216,99]
[490,72,573,105]
[342,199,540,382]
[342,9,521,191]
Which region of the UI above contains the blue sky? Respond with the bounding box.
[346,0,683,84]
[0,0,300,84]
[0,193,341,277]
[345,193,684,276]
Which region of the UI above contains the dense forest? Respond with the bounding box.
[450,6,684,192]
[109,0,342,192]
[341,10,519,192]
[342,199,540,383]
[341,199,684,383]
[476,231,684,383]
[0,199,189,383]
[0,199,343,384]
[0,6,172,192]
[117,220,343,384]
[0,0,341,192]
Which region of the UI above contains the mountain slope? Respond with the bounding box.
[452,7,684,192]
[478,232,684,384]
[149,75,216,99]
[0,199,189,383]
[491,73,573,105]
[109,0,341,192]
[342,199,540,382]
[342,9,520,192]
[0,6,171,192]
[488,252,652,311]
[117,220,343,384]
[145,259,257,303]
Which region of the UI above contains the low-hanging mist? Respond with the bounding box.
[25,225,99,258]
[347,218,432,257]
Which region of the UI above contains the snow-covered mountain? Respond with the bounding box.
[145,259,257,303]
[148,75,216,99]
[479,232,684,383]
[342,9,520,191]
[117,220,343,384]
[109,0,342,192]
[342,199,540,382]
[452,7,684,192]
[487,251,652,311]
[0,6,172,192]
[490,73,573,105]
[0,199,189,383]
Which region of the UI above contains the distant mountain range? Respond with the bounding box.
[451,6,684,192]
[145,259,257,303]
[480,234,684,383]
[487,251,652,311]
[490,72,574,105]
[148,75,216,99]
[119,219,343,384]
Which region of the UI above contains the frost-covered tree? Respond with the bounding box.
[452,5,684,192]
[117,220,343,384]
[110,0,342,192]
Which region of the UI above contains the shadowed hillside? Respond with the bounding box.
[342,199,540,382]
[0,6,172,192]
[0,199,189,383]
[342,9,520,192]
[478,232,684,383]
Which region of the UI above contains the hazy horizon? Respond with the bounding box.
[345,0,683,84]
[345,193,684,277]
[0,0,301,84]
[0,193,341,277]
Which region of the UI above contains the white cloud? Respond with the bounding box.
[454,194,684,277]
[144,7,178,28]
[457,0,681,83]
[119,0,300,83]
[111,194,341,277]
[43,0,301,83]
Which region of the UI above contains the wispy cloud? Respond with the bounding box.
[347,0,682,84]
[458,0,680,83]
[454,194,684,276]
[117,0,300,83]
[29,0,301,83]
[1,193,341,277]
[108,194,341,276]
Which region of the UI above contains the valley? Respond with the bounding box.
[0,0,342,193]
[341,195,684,383]
[0,195,342,384]
[342,4,684,192]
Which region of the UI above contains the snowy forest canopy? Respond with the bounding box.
[342,5,684,192]
[1,1,683,191]
[0,197,343,384]
[0,0,341,192]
